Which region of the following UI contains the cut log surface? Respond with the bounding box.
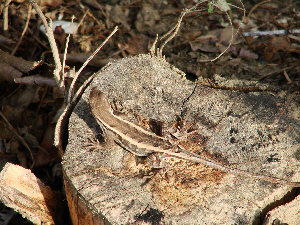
[64,54,300,225]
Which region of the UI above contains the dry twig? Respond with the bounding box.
[67,26,118,103]
[247,0,271,19]
[3,0,11,31]
[154,1,208,57]
[62,15,76,85]
[55,26,118,156]
[209,0,245,62]
[154,0,245,62]
[28,0,63,89]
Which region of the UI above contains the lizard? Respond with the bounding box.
[88,87,300,187]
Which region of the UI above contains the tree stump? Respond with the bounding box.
[63,54,300,225]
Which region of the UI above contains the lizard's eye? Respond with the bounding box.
[153,143,159,147]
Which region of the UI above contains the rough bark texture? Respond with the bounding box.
[63,54,300,225]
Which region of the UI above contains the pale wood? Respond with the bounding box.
[0,163,57,225]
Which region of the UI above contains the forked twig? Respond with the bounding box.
[54,26,118,155]
[157,8,188,57]
[28,0,63,89]
[206,0,246,62]
[154,1,208,57]
[154,0,245,62]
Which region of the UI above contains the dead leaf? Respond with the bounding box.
[264,36,291,61]
[189,27,238,53]
[0,49,42,73]
[135,3,160,33]
[271,36,291,51]
[238,47,258,60]
[0,63,22,82]
[125,34,150,55]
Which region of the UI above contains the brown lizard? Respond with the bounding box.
[89,87,300,187]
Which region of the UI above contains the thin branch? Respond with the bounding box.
[28,0,63,89]
[209,11,234,62]
[12,3,32,55]
[62,33,70,83]
[55,26,118,155]
[237,0,246,19]
[14,75,57,86]
[199,0,245,62]
[62,13,87,81]
[247,0,271,19]
[54,73,96,156]
[209,0,246,62]
[77,10,89,27]
[156,0,245,62]
[158,9,187,57]
[62,15,76,83]
[157,0,209,57]
[67,26,118,103]
[150,34,159,56]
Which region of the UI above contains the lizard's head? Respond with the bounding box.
[89,87,112,113]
